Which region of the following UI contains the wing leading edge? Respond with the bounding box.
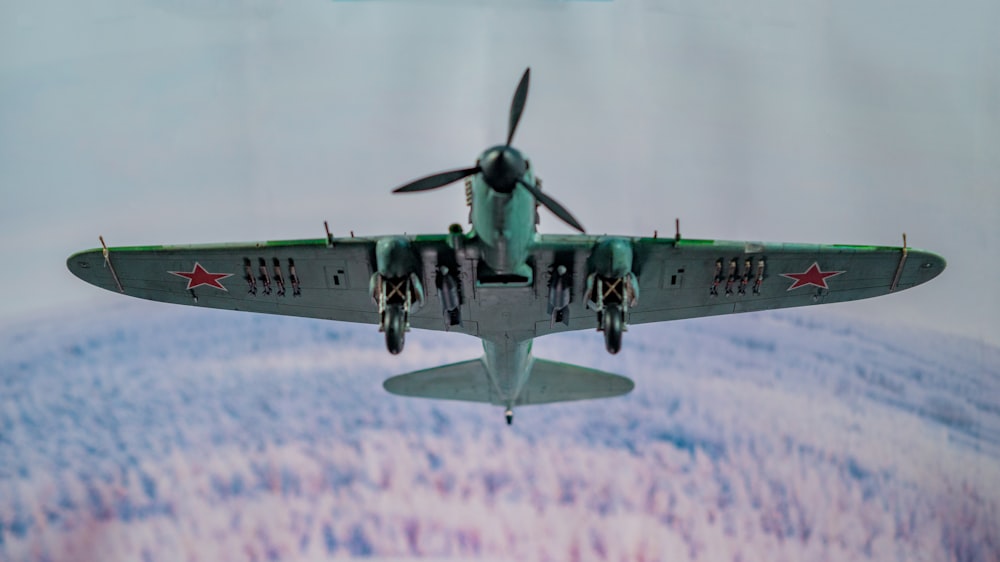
[530,235,945,338]
[628,238,946,326]
[65,235,475,334]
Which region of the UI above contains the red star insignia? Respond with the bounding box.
[169,262,233,291]
[780,262,845,291]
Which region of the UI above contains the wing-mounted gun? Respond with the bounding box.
[369,236,425,354]
[585,238,639,354]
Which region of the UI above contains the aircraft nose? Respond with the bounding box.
[480,146,526,193]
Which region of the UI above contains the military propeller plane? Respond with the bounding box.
[68,68,945,424]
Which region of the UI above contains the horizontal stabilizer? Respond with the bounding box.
[383,359,634,406]
[384,359,494,403]
[518,359,634,405]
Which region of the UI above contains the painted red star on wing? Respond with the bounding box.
[780,262,845,291]
[169,262,233,291]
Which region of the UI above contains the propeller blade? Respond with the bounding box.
[393,166,480,193]
[506,68,531,146]
[517,179,585,233]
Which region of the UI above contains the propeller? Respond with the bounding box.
[392,67,585,233]
[392,166,479,193]
[517,179,585,233]
[507,67,530,146]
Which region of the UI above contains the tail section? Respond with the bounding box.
[383,358,634,406]
[384,359,496,404]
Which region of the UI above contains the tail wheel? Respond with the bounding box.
[603,304,623,354]
[385,303,406,355]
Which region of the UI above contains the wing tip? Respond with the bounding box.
[66,248,102,278]
[907,248,947,284]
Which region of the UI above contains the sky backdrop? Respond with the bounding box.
[1,0,997,344]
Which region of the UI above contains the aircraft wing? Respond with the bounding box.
[532,235,945,337]
[69,234,945,338]
[66,235,473,334]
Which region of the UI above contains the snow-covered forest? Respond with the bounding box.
[2,302,997,561]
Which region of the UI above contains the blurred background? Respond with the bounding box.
[1,0,998,560]
[1,0,998,343]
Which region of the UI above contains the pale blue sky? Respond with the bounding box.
[1,0,997,344]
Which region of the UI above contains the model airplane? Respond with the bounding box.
[68,68,945,424]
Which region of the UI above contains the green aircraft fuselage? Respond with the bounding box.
[414,143,639,417]
[469,146,537,279]
[454,139,636,416]
[465,146,542,411]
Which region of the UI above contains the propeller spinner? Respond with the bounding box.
[392,68,585,233]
